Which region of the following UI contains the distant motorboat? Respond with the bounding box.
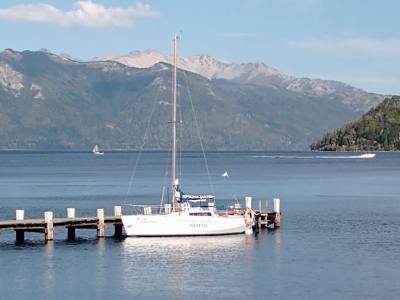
[359,153,376,159]
[221,171,229,177]
[92,144,104,156]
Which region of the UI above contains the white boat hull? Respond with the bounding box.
[122,213,247,236]
[359,153,375,158]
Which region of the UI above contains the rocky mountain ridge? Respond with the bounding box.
[95,50,384,113]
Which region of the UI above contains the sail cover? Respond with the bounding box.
[176,185,215,203]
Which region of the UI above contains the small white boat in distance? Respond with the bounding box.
[359,153,376,159]
[92,144,104,156]
[221,171,229,177]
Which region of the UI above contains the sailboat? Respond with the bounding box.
[121,35,248,236]
[92,144,104,156]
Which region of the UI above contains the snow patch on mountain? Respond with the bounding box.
[0,62,24,96]
[287,78,338,96]
[96,50,169,69]
[93,51,288,81]
[30,83,44,99]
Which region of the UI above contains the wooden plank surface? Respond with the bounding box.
[0,216,122,230]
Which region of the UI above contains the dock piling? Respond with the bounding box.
[16,209,24,220]
[114,206,122,217]
[44,211,54,241]
[15,209,25,243]
[273,198,280,214]
[67,208,75,218]
[113,206,123,238]
[97,209,105,238]
[67,208,76,240]
[273,198,281,228]
[245,196,252,209]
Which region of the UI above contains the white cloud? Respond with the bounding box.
[293,36,400,57]
[0,1,159,28]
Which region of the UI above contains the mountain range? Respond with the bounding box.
[0,48,384,150]
[95,50,383,113]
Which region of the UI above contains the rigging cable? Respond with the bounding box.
[123,80,162,204]
[182,70,215,196]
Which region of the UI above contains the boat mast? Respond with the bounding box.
[171,34,178,211]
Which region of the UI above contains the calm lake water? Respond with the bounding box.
[0,151,399,300]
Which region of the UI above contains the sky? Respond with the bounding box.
[0,0,399,95]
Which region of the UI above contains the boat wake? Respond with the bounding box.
[252,153,376,159]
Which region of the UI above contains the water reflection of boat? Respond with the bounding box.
[122,235,256,255]
[120,235,258,298]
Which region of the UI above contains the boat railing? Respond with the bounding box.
[122,204,173,215]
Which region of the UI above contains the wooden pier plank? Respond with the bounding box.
[0,217,122,230]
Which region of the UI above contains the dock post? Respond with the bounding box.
[67,208,76,240]
[113,206,123,238]
[273,198,281,228]
[245,197,252,209]
[15,209,25,243]
[114,206,122,217]
[44,211,54,241]
[254,212,260,232]
[97,209,105,238]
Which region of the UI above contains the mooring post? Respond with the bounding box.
[114,206,122,217]
[15,209,25,243]
[254,212,261,231]
[113,206,123,238]
[245,196,252,209]
[97,209,105,238]
[16,209,24,220]
[44,211,54,241]
[273,198,281,228]
[67,208,76,240]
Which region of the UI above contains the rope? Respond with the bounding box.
[182,71,215,195]
[123,82,162,204]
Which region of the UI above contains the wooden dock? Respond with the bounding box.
[245,196,281,231]
[0,206,123,243]
[0,198,281,243]
[256,211,281,228]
